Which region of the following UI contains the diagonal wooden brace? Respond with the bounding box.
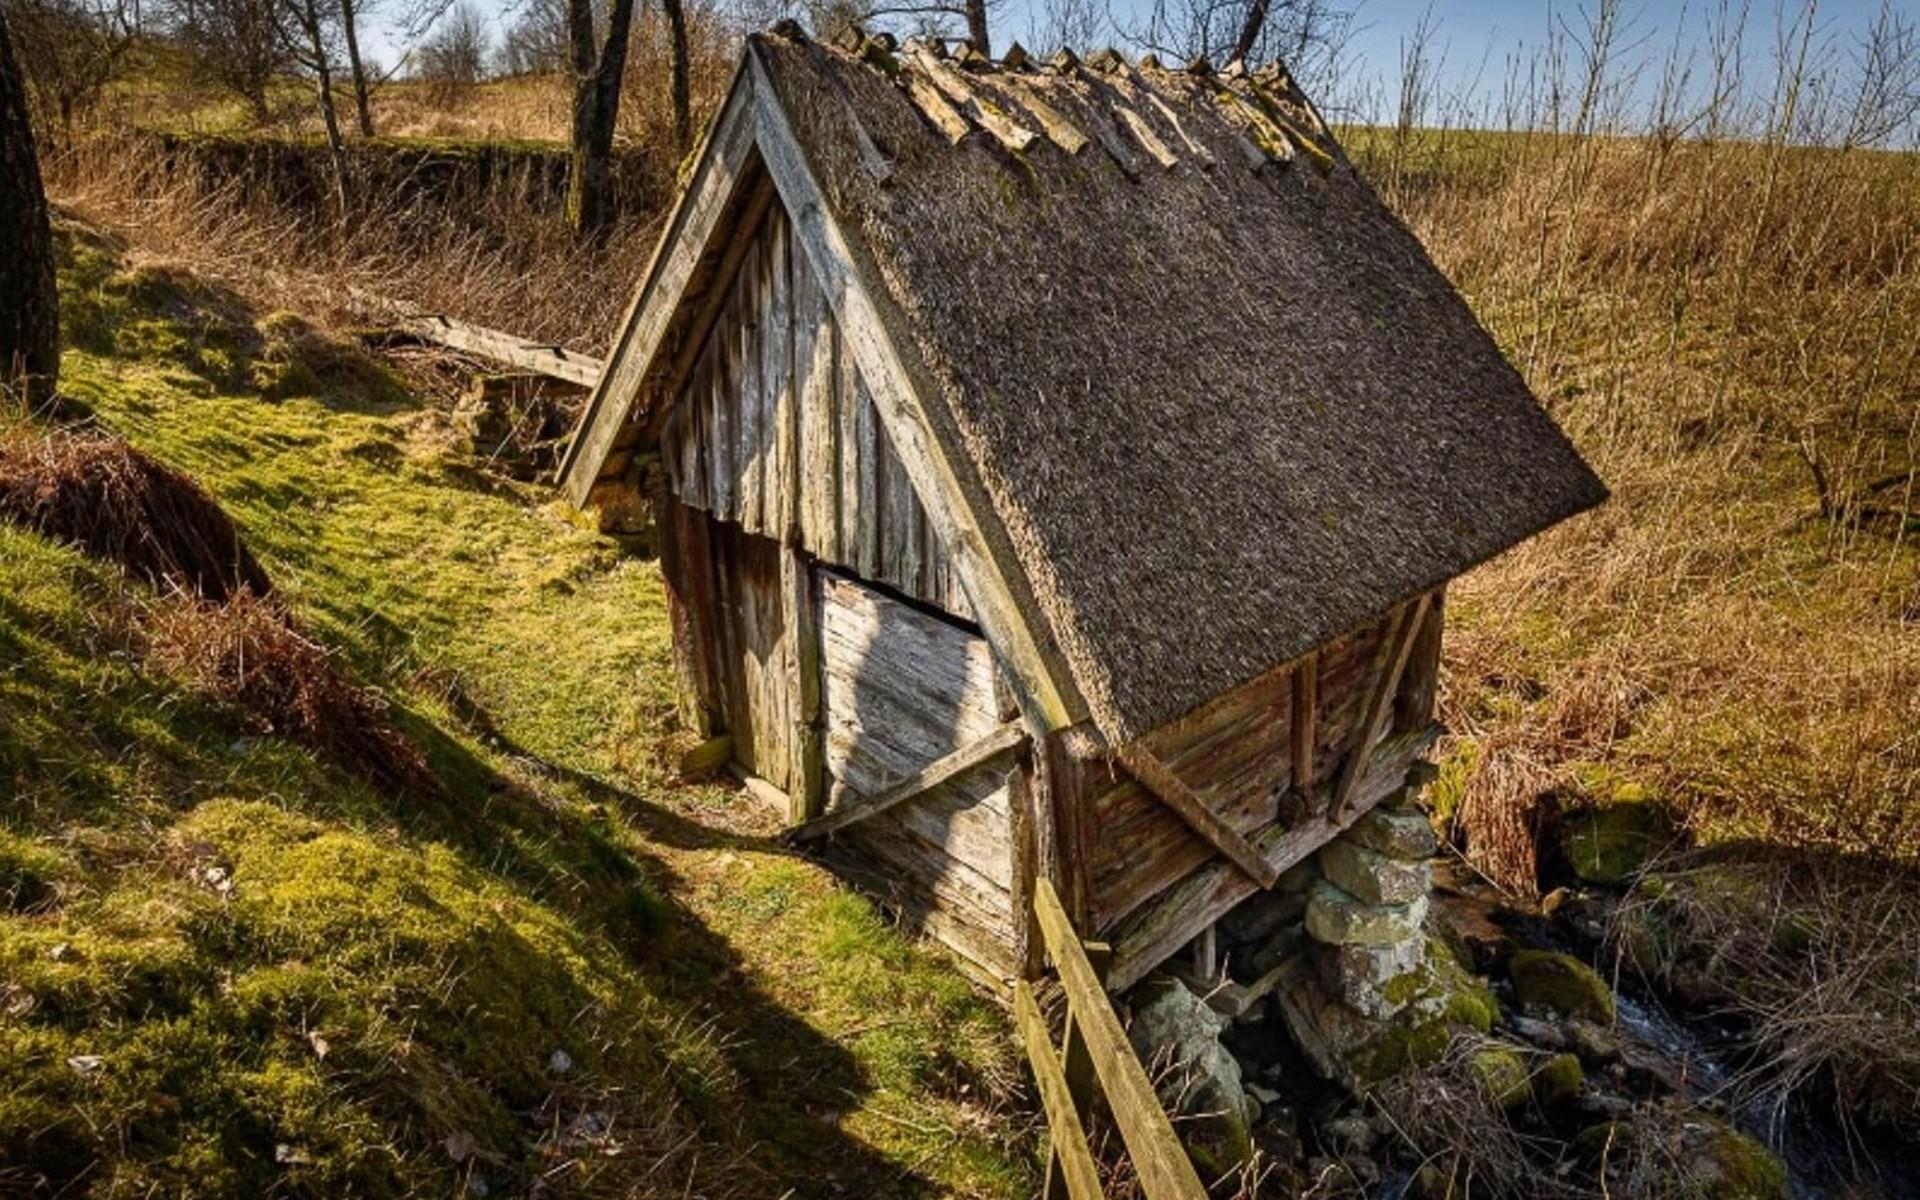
[1115,744,1281,889]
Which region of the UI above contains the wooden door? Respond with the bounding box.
[816,570,1022,977]
[710,523,791,789]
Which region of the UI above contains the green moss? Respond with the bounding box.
[1559,792,1665,884]
[1428,739,1478,827]
[1696,1123,1788,1199]
[1509,950,1617,1023]
[1534,1051,1583,1104]
[1470,1044,1532,1109]
[0,226,1036,1197]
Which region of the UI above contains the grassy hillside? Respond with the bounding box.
[0,222,1034,1197]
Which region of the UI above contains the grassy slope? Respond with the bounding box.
[0,224,1033,1198]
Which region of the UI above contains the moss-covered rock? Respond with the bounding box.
[1558,789,1665,884]
[1509,950,1616,1023]
[1689,1122,1788,1199]
[1533,1051,1584,1104]
[1469,1043,1532,1109]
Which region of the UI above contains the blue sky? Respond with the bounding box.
[368,0,1908,133]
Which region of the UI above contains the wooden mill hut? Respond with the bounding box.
[558,27,1606,992]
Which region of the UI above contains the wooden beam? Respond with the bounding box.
[789,721,1028,841]
[654,174,780,428]
[1331,594,1432,821]
[559,58,759,504]
[366,302,605,387]
[747,44,1088,734]
[1290,652,1318,796]
[1104,724,1440,991]
[1015,981,1104,1200]
[1033,879,1208,1200]
[1115,743,1280,889]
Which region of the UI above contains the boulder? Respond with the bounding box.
[1319,839,1431,906]
[1305,882,1428,948]
[1127,976,1256,1173]
[1320,936,1426,1019]
[1681,1120,1788,1200]
[1509,950,1617,1023]
[1345,805,1438,860]
[1533,1051,1584,1105]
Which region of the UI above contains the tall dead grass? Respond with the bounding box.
[1343,2,1920,892]
[41,130,667,353]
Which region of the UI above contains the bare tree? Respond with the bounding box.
[277,0,351,214]
[2,0,136,135]
[497,0,566,74]
[338,0,373,133]
[1028,0,1103,56]
[418,0,487,90]
[0,1,58,400]
[1842,0,1920,149]
[164,0,287,122]
[659,0,689,150]
[1129,0,1354,91]
[566,0,635,237]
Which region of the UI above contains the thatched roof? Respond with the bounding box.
[568,29,1607,745]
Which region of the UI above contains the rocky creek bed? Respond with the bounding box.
[1116,794,1920,1199]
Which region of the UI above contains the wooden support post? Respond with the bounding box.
[1034,879,1207,1200]
[1116,743,1281,889]
[1290,652,1318,798]
[782,547,824,823]
[1190,922,1218,981]
[1050,938,1111,1200]
[1331,594,1433,822]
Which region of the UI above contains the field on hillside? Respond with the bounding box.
[0,222,1036,1197]
[15,18,1920,1188]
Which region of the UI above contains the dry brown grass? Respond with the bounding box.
[144,590,447,801]
[0,424,273,602]
[1362,126,1920,885]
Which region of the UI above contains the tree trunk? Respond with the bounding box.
[1231,0,1271,65]
[339,0,374,136]
[0,4,58,400]
[965,0,989,54]
[660,0,690,154]
[299,0,351,217]
[566,0,636,239]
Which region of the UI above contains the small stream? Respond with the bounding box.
[1432,866,1920,1200]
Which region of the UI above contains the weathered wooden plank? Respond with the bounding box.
[1105,725,1440,991]
[783,550,824,821]
[1052,936,1110,1198]
[761,217,795,540]
[1033,879,1208,1200]
[1114,103,1179,168]
[1291,652,1318,796]
[1015,980,1104,1200]
[382,308,603,386]
[904,71,971,143]
[658,174,779,413]
[795,721,1026,841]
[751,44,1086,732]
[906,47,1039,153]
[996,76,1091,154]
[794,230,839,556]
[1332,594,1431,820]
[734,245,766,533]
[1115,744,1279,888]
[1147,92,1215,166]
[560,59,757,504]
[1009,763,1040,977]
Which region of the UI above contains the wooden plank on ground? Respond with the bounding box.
[1033,878,1208,1200]
[792,721,1028,841]
[1014,980,1104,1200]
[384,309,603,386]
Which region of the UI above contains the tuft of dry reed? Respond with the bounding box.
[144,591,447,801]
[0,425,273,603]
